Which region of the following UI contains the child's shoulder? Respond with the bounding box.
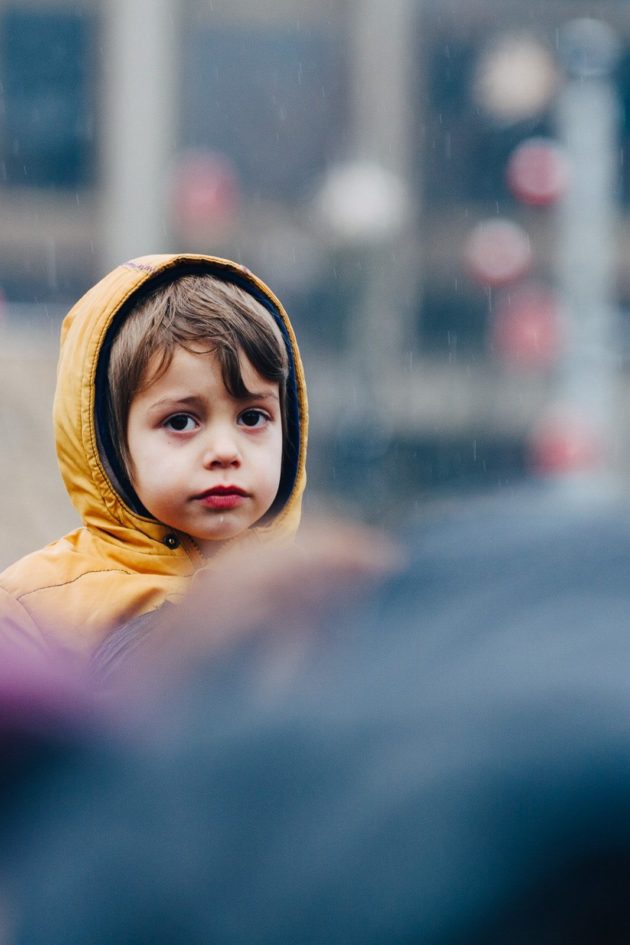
[0,530,99,652]
[0,527,189,653]
[0,528,95,597]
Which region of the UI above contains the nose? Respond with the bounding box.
[202,428,241,469]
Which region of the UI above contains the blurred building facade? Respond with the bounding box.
[2,0,630,525]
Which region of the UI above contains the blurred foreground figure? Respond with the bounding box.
[5,489,630,944]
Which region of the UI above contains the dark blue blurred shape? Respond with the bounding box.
[6,488,630,944]
[1,7,95,189]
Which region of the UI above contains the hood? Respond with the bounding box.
[53,254,308,560]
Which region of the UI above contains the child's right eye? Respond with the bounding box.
[164,414,197,433]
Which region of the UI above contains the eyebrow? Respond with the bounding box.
[146,391,280,412]
[147,395,205,413]
[243,390,280,403]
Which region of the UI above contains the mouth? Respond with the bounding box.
[193,485,249,510]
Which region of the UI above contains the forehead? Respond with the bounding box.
[141,344,279,396]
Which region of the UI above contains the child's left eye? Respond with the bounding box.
[164,414,197,432]
[238,409,269,428]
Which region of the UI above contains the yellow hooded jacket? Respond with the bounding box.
[0,254,308,654]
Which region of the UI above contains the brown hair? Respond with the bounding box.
[106,273,289,478]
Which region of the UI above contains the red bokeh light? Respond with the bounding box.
[506,138,569,207]
[171,151,240,230]
[529,413,604,475]
[490,284,563,369]
[464,219,532,287]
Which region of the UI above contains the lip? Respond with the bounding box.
[194,485,249,510]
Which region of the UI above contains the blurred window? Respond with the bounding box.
[422,35,551,207]
[0,7,95,188]
[419,284,489,355]
[181,26,346,199]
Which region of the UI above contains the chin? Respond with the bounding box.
[198,527,247,548]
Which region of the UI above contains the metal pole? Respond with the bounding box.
[554,18,621,495]
[351,0,414,180]
[331,0,419,512]
[100,0,179,272]
[347,0,418,380]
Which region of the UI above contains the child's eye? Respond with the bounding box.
[238,408,269,429]
[164,414,197,433]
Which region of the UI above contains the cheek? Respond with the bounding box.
[126,431,170,494]
[271,430,284,481]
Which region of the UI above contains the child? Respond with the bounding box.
[0,254,308,654]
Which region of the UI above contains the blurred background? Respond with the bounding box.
[2,0,630,566]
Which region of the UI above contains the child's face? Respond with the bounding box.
[126,345,283,553]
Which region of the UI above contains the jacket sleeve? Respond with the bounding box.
[0,586,49,654]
